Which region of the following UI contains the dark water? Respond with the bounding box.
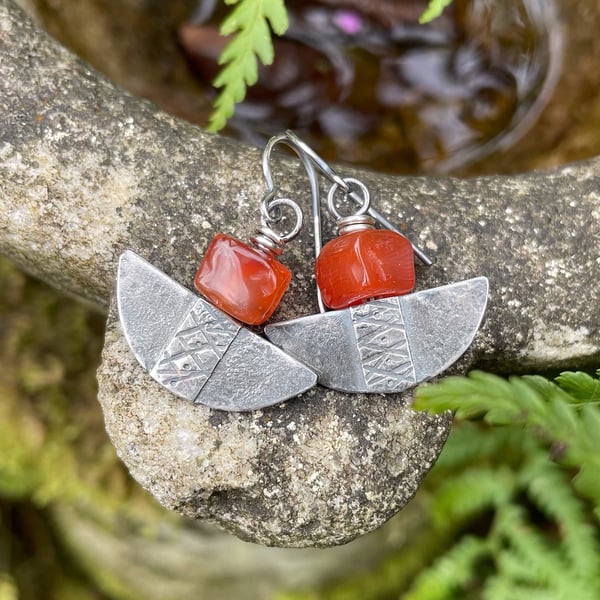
[29,0,600,176]
[179,0,562,174]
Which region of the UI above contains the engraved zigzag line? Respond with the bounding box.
[363,363,415,386]
[356,328,409,354]
[154,300,239,390]
[361,356,414,383]
[361,351,414,371]
[351,297,416,391]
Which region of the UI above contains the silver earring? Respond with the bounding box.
[265,131,489,394]
[116,137,325,412]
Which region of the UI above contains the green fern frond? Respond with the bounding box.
[520,457,600,576]
[404,535,488,600]
[432,421,536,472]
[573,459,600,517]
[430,467,514,527]
[208,0,288,131]
[555,371,600,402]
[419,0,454,24]
[415,371,570,431]
[494,503,600,599]
[483,578,580,600]
[398,370,600,600]
[490,512,600,600]
[493,550,544,587]
[578,404,600,453]
[416,371,600,507]
[493,505,566,586]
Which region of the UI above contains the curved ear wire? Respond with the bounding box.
[262,133,327,312]
[282,130,433,267]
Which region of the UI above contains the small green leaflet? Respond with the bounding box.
[208,0,453,130]
[414,369,600,515]
[419,0,454,24]
[208,0,288,131]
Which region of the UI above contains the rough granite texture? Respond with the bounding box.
[1,0,599,546]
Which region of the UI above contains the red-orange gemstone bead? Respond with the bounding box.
[194,234,291,326]
[315,229,415,310]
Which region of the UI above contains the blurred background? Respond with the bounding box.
[2,0,600,597]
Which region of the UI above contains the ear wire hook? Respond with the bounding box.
[262,134,327,313]
[283,130,433,267]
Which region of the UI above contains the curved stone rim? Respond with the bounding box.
[2,0,599,547]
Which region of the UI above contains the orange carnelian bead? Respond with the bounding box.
[194,234,291,326]
[315,229,415,310]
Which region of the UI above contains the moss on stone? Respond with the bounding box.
[0,257,165,598]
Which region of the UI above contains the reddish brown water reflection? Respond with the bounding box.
[179,0,562,174]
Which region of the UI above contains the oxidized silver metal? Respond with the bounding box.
[117,250,317,411]
[351,296,417,392]
[264,277,489,393]
[283,130,433,266]
[327,177,371,220]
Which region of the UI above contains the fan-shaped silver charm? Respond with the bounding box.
[117,251,317,411]
[265,278,489,393]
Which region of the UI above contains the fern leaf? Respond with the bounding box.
[572,460,600,512]
[416,370,600,517]
[415,371,591,439]
[414,371,523,423]
[555,371,600,402]
[404,535,488,600]
[432,422,535,472]
[413,371,600,600]
[493,505,560,583]
[493,550,543,587]
[579,405,600,453]
[208,0,289,131]
[419,0,454,24]
[484,577,576,600]
[521,374,576,407]
[492,504,597,597]
[520,457,600,577]
[430,467,514,527]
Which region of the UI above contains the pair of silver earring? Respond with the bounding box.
[117,131,488,411]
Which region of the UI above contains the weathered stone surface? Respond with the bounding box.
[99,310,450,546]
[1,0,598,370]
[1,0,599,547]
[53,499,432,599]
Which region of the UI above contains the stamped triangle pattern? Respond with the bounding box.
[350,296,417,393]
[150,299,240,401]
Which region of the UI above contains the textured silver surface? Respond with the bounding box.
[150,299,240,401]
[265,277,489,393]
[117,251,318,410]
[265,310,365,391]
[400,277,489,381]
[350,297,417,392]
[117,251,198,371]
[197,328,318,411]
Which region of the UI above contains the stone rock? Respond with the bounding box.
[53,496,433,599]
[99,310,450,547]
[1,0,599,547]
